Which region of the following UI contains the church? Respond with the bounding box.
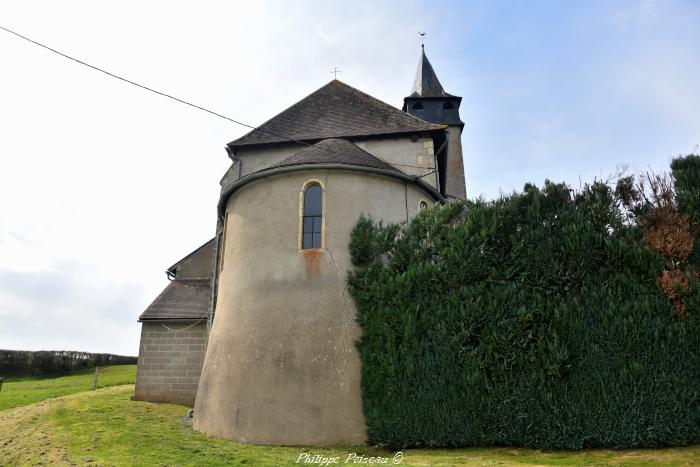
[133,46,466,445]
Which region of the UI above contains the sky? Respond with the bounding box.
[0,0,698,355]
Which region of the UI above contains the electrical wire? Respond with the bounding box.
[160,318,206,333]
[0,25,437,172]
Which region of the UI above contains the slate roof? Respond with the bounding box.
[408,47,453,98]
[269,138,402,174]
[139,279,210,321]
[218,136,445,217]
[228,80,444,148]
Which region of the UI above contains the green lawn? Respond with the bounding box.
[1,383,699,466]
[0,364,136,411]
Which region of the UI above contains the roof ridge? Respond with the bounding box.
[227,80,445,148]
[275,137,370,161]
[329,80,445,127]
[227,81,338,148]
[268,137,404,175]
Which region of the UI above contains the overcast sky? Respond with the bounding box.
[1,0,698,355]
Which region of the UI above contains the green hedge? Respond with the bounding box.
[348,159,700,450]
[0,350,137,377]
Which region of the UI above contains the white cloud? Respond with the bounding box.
[0,1,697,354]
[0,0,439,354]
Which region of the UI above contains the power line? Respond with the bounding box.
[0,25,256,130]
[0,25,435,171]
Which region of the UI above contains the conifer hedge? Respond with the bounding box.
[0,350,137,377]
[348,155,700,449]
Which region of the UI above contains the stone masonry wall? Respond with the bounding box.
[132,321,207,405]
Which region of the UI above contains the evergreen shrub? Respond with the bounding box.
[0,350,137,377]
[348,156,700,449]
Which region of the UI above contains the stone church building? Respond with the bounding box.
[133,47,466,445]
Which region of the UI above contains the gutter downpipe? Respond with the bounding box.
[433,137,448,195]
[206,227,222,332]
[207,146,235,332]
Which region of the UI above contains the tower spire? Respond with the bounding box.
[403,45,466,200]
[410,46,447,98]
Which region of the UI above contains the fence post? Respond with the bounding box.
[0,377,4,392]
[91,366,100,390]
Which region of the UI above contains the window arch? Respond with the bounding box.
[300,181,324,249]
[442,101,454,109]
[412,102,424,110]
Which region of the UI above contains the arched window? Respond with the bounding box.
[302,184,323,249]
[412,102,424,110]
[442,101,454,109]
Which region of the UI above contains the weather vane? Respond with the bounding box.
[330,67,341,79]
[418,31,426,48]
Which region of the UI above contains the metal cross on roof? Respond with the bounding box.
[330,67,341,79]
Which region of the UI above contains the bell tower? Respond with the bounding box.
[403,46,466,199]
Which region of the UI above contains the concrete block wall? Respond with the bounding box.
[132,321,207,406]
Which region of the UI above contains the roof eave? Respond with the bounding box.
[138,317,207,323]
[226,127,447,151]
[404,94,462,103]
[402,96,462,113]
[217,163,446,220]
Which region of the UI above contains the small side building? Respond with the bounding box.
[132,239,214,405]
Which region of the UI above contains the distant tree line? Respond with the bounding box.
[349,154,700,449]
[0,350,137,377]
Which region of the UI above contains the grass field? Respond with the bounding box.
[0,364,136,411]
[1,369,699,466]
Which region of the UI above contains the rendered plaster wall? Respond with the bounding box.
[355,136,438,189]
[231,135,437,189]
[133,321,207,406]
[235,144,299,178]
[194,169,435,445]
[174,241,215,280]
